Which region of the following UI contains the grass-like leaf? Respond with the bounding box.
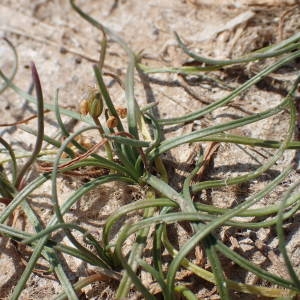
[1,2,300,298]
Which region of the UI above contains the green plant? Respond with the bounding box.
[0,1,300,299]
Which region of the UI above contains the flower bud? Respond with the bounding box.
[79,99,89,115]
[80,87,103,118]
[88,92,103,118]
[107,116,118,128]
[116,107,127,119]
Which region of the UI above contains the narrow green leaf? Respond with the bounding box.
[0,38,18,94]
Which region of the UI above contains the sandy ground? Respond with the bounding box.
[0,0,300,299]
